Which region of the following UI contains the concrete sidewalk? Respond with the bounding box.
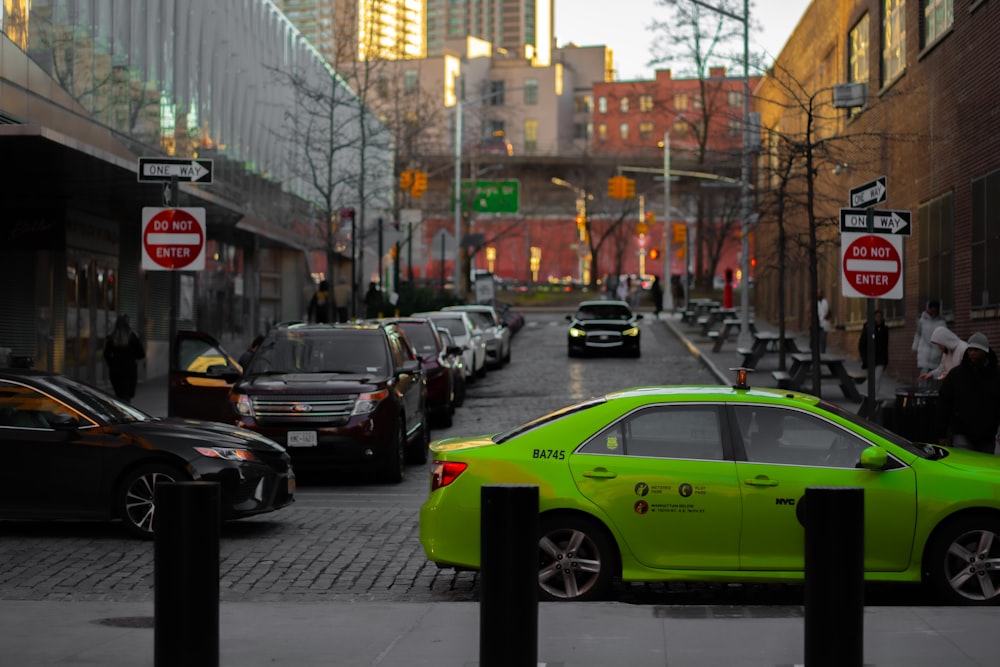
[2,598,999,666]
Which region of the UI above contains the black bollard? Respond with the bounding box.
[803,486,864,667]
[155,481,221,667]
[480,484,538,667]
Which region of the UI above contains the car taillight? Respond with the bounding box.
[430,461,467,491]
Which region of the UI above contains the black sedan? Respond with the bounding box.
[0,369,295,538]
[566,300,643,357]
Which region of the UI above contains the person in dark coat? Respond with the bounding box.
[103,314,145,402]
[238,335,265,370]
[937,332,1000,453]
[307,280,332,323]
[649,275,663,317]
[858,309,889,395]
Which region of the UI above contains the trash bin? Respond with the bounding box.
[894,385,941,443]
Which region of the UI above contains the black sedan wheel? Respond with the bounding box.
[117,464,188,539]
[927,516,1000,605]
[538,515,616,602]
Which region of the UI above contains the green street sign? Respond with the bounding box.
[462,179,520,214]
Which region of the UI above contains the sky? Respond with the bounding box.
[554,0,812,81]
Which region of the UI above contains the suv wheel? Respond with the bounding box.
[381,420,405,484]
[408,413,431,464]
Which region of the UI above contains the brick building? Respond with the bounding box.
[753,0,1000,384]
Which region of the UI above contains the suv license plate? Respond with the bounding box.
[287,431,317,447]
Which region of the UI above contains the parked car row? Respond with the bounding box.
[167,303,524,486]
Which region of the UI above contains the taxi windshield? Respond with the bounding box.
[818,399,940,458]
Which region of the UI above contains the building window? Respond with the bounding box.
[728,90,742,108]
[971,174,1000,308]
[639,95,654,112]
[524,119,538,152]
[489,80,505,105]
[727,118,741,137]
[619,122,629,140]
[573,122,591,140]
[671,119,688,137]
[850,15,870,85]
[598,96,607,114]
[524,78,538,105]
[923,0,952,46]
[882,0,906,85]
[574,95,592,113]
[638,121,654,142]
[849,15,869,117]
[619,96,629,113]
[597,123,607,141]
[673,93,688,111]
[404,70,419,95]
[917,191,954,315]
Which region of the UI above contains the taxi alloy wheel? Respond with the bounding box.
[538,515,615,602]
[118,464,185,539]
[928,517,1000,605]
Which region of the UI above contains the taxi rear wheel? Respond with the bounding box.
[927,516,1000,605]
[538,515,616,602]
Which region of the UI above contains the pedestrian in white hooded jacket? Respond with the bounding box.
[912,300,945,375]
[918,326,968,382]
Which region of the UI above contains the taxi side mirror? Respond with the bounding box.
[859,446,888,470]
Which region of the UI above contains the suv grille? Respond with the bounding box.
[251,394,358,425]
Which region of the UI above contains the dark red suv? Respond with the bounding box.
[168,323,429,483]
[382,317,462,427]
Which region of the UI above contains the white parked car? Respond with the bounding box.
[442,304,511,369]
[414,310,488,380]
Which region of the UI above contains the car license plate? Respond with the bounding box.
[287,431,317,447]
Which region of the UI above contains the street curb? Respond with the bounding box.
[658,314,729,385]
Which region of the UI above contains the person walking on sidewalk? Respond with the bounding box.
[912,299,945,377]
[937,333,1000,452]
[918,326,967,383]
[650,275,663,317]
[104,314,145,403]
[815,290,832,353]
[858,309,889,396]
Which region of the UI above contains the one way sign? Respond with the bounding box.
[849,176,887,208]
[138,157,214,184]
[839,208,912,235]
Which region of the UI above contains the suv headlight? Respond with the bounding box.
[234,393,255,417]
[569,327,586,338]
[622,326,639,337]
[352,389,388,415]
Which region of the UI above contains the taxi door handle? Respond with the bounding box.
[583,469,617,479]
[744,477,779,487]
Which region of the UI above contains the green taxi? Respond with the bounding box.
[420,375,1000,604]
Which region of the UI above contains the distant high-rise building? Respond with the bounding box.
[277,0,425,63]
[426,0,553,65]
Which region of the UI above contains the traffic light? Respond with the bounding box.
[575,214,586,229]
[649,248,661,261]
[608,175,623,199]
[399,169,414,190]
[411,170,428,197]
[623,177,635,198]
[646,211,654,225]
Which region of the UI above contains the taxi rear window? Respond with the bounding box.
[493,397,606,443]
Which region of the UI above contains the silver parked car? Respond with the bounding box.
[442,304,511,369]
[414,310,488,380]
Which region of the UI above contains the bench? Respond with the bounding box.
[848,371,867,384]
[737,347,754,367]
[771,370,792,389]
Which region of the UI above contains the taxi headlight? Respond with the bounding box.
[569,327,586,338]
[622,327,639,337]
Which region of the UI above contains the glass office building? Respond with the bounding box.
[0,1,391,385]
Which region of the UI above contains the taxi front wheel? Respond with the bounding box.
[927,516,1000,605]
[538,515,616,602]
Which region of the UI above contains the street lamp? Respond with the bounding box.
[662,131,672,313]
[551,177,592,284]
[690,0,752,346]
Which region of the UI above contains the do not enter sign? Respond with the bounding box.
[141,207,206,271]
[841,233,903,299]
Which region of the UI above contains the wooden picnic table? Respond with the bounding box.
[710,318,757,352]
[737,332,800,369]
[773,352,864,402]
[699,307,738,335]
